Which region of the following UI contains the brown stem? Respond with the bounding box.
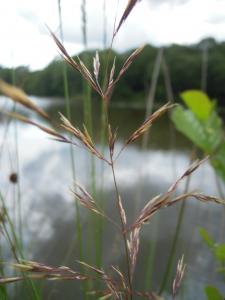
[110,153,133,300]
[102,73,133,299]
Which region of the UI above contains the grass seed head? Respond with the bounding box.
[172,255,186,298]
[0,79,49,120]
[114,0,143,37]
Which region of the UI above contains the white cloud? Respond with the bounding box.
[0,0,225,70]
[148,0,189,7]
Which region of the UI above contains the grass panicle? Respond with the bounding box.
[127,157,223,232]
[49,29,145,102]
[0,2,224,300]
[1,73,224,300]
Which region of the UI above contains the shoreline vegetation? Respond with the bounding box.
[1,37,225,109]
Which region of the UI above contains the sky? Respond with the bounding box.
[1,0,225,70]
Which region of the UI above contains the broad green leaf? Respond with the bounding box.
[214,244,225,262]
[172,106,224,154]
[171,106,209,151]
[171,91,225,183]
[180,90,214,121]
[204,112,224,152]
[205,286,223,300]
[211,142,225,182]
[199,228,214,248]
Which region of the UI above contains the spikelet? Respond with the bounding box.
[125,103,174,145]
[105,46,145,99]
[72,183,104,217]
[118,195,127,225]
[0,80,49,120]
[6,112,71,146]
[116,103,173,159]
[77,261,121,299]
[172,255,186,298]
[60,113,110,164]
[0,260,89,283]
[127,227,140,279]
[128,157,225,232]
[114,0,142,38]
[108,125,117,157]
[49,29,104,97]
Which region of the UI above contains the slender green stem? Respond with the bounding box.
[57,3,85,300]
[159,157,193,295]
[82,62,98,299]
[80,2,101,297]
[159,201,186,295]
[13,116,23,248]
[102,0,107,49]
[140,49,163,290]
[214,171,225,243]
[80,1,104,290]
[11,67,23,250]
[0,192,40,300]
[144,216,159,291]
[58,0,83,260]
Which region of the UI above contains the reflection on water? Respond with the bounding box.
[0,96,225,299]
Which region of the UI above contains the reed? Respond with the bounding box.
[57,2,87,299]
[159,43,211,294]
[0,192,41,300]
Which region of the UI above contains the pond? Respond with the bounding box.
[0,95,224,299]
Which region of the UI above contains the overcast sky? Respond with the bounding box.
[1,0,225,70]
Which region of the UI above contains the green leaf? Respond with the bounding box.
[0,286,7,300]
[171,91,225,183]
[172,105,224,154]
[199,228,214,248]
[180,90,214,121]
[171,106,209,151]
[211,142,225,182]
[214,244,225,262]
[205,286,223,300]
[204,112,224,152]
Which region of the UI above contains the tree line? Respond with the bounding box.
[0,38,225,107]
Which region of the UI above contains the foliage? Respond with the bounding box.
[200,228,225,300]
[171,90,225,181]
[205,285,224,300]
[199,228,225,263]
[1,39,225,106]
